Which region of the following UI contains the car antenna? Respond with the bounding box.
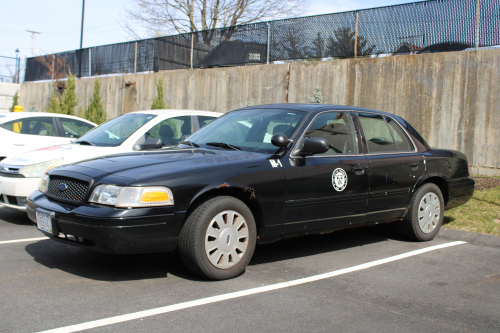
[212,101,223,112]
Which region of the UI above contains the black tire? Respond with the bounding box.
[399,183,444,242]
[179,196,257,280]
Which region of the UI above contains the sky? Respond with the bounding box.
[0,0,419,81]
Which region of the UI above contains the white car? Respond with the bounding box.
[0,112,97,161]
[0,109,220,211]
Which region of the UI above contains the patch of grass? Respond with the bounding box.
[443,183,500,236]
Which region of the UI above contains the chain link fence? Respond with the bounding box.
[24,0,500,82]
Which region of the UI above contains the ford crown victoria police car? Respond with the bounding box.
[27,104,474,280]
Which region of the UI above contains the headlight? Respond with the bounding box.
[39,174,50,193]
[89,185,174,207]
[20,158,64,178]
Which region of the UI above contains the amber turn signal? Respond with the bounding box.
[141,191,169,202]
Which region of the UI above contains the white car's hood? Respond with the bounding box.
[2,144,124,166]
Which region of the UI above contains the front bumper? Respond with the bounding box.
[0,175,40,211]
[27,191,185,254]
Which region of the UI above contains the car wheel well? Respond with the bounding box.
[184,187,263,236]
[419,177,449,205]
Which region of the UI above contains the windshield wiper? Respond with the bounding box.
[74,140,95,146]
[206,142,242,151]
[180,140,200,148]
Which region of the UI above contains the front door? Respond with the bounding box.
[284,111,370,235]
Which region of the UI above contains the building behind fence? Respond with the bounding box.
[24,0,500,82]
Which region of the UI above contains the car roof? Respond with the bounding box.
[129,110,221,116]
[236,103,398,118]
[0,112,97,125]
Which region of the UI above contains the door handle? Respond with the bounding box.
[352,165,368,175]
[409,162,420,167]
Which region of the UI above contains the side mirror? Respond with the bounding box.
[271,133,291,148]
[301,138,328,155]
[181,134,190,142]
[133,137,163,151]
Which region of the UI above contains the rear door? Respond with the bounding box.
[356,112,424,222]
[283,110,369,235]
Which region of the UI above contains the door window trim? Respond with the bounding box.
[290,110,364,158]
[353,111,418,155]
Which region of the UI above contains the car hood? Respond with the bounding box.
[59,148,267,180]
[1,144,123,166]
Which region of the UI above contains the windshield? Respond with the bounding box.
[75,113,157,147]
[183,108,306,154]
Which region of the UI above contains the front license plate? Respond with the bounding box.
[36,210,55,235]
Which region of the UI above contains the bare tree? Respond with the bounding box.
[122,0,309,39]
[35,55,69,89]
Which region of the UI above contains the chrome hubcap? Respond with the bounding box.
[418,193,441,234]
[204,210,249,269]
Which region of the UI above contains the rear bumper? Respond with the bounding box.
[27,191,184,254]
[446,176,475,210]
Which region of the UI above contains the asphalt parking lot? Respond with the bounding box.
[1,206,499,333]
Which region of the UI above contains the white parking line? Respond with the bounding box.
[37,241,467,333]
[0,237,48,245]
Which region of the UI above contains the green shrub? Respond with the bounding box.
[9,92,18,112]
[308,86,325,103]
[45,69,79,115]
[80,79,107,125]
[151,78,168,110]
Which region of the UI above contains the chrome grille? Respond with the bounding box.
[47,176,89,202]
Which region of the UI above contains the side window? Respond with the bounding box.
[60,119,95,138]
[304,111,358,154]
[357,113,396,152]
[197,116,217,128]
[147,116,192,146]
[385,117,414,151]
[0,120,23,133]
[2,117,58,136]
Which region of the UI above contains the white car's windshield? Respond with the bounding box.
[184,109,306,154]
[75,113,156,147]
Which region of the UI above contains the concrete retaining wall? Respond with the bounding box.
[0,83,20,113]
[19,49,500,176]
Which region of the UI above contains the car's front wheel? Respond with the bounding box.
[179,196,257,280]
[399,183,444,241]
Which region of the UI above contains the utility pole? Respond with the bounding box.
[26,30,41,56]
[15,49,20,83]
[80,0,86,49]
[79,0,86,78]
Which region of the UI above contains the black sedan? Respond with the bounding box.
[27,104,475,280]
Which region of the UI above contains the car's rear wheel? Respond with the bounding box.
[399,183,444,241]
[179,196,257,280]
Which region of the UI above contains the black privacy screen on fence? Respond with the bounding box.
[25,0,500,82]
